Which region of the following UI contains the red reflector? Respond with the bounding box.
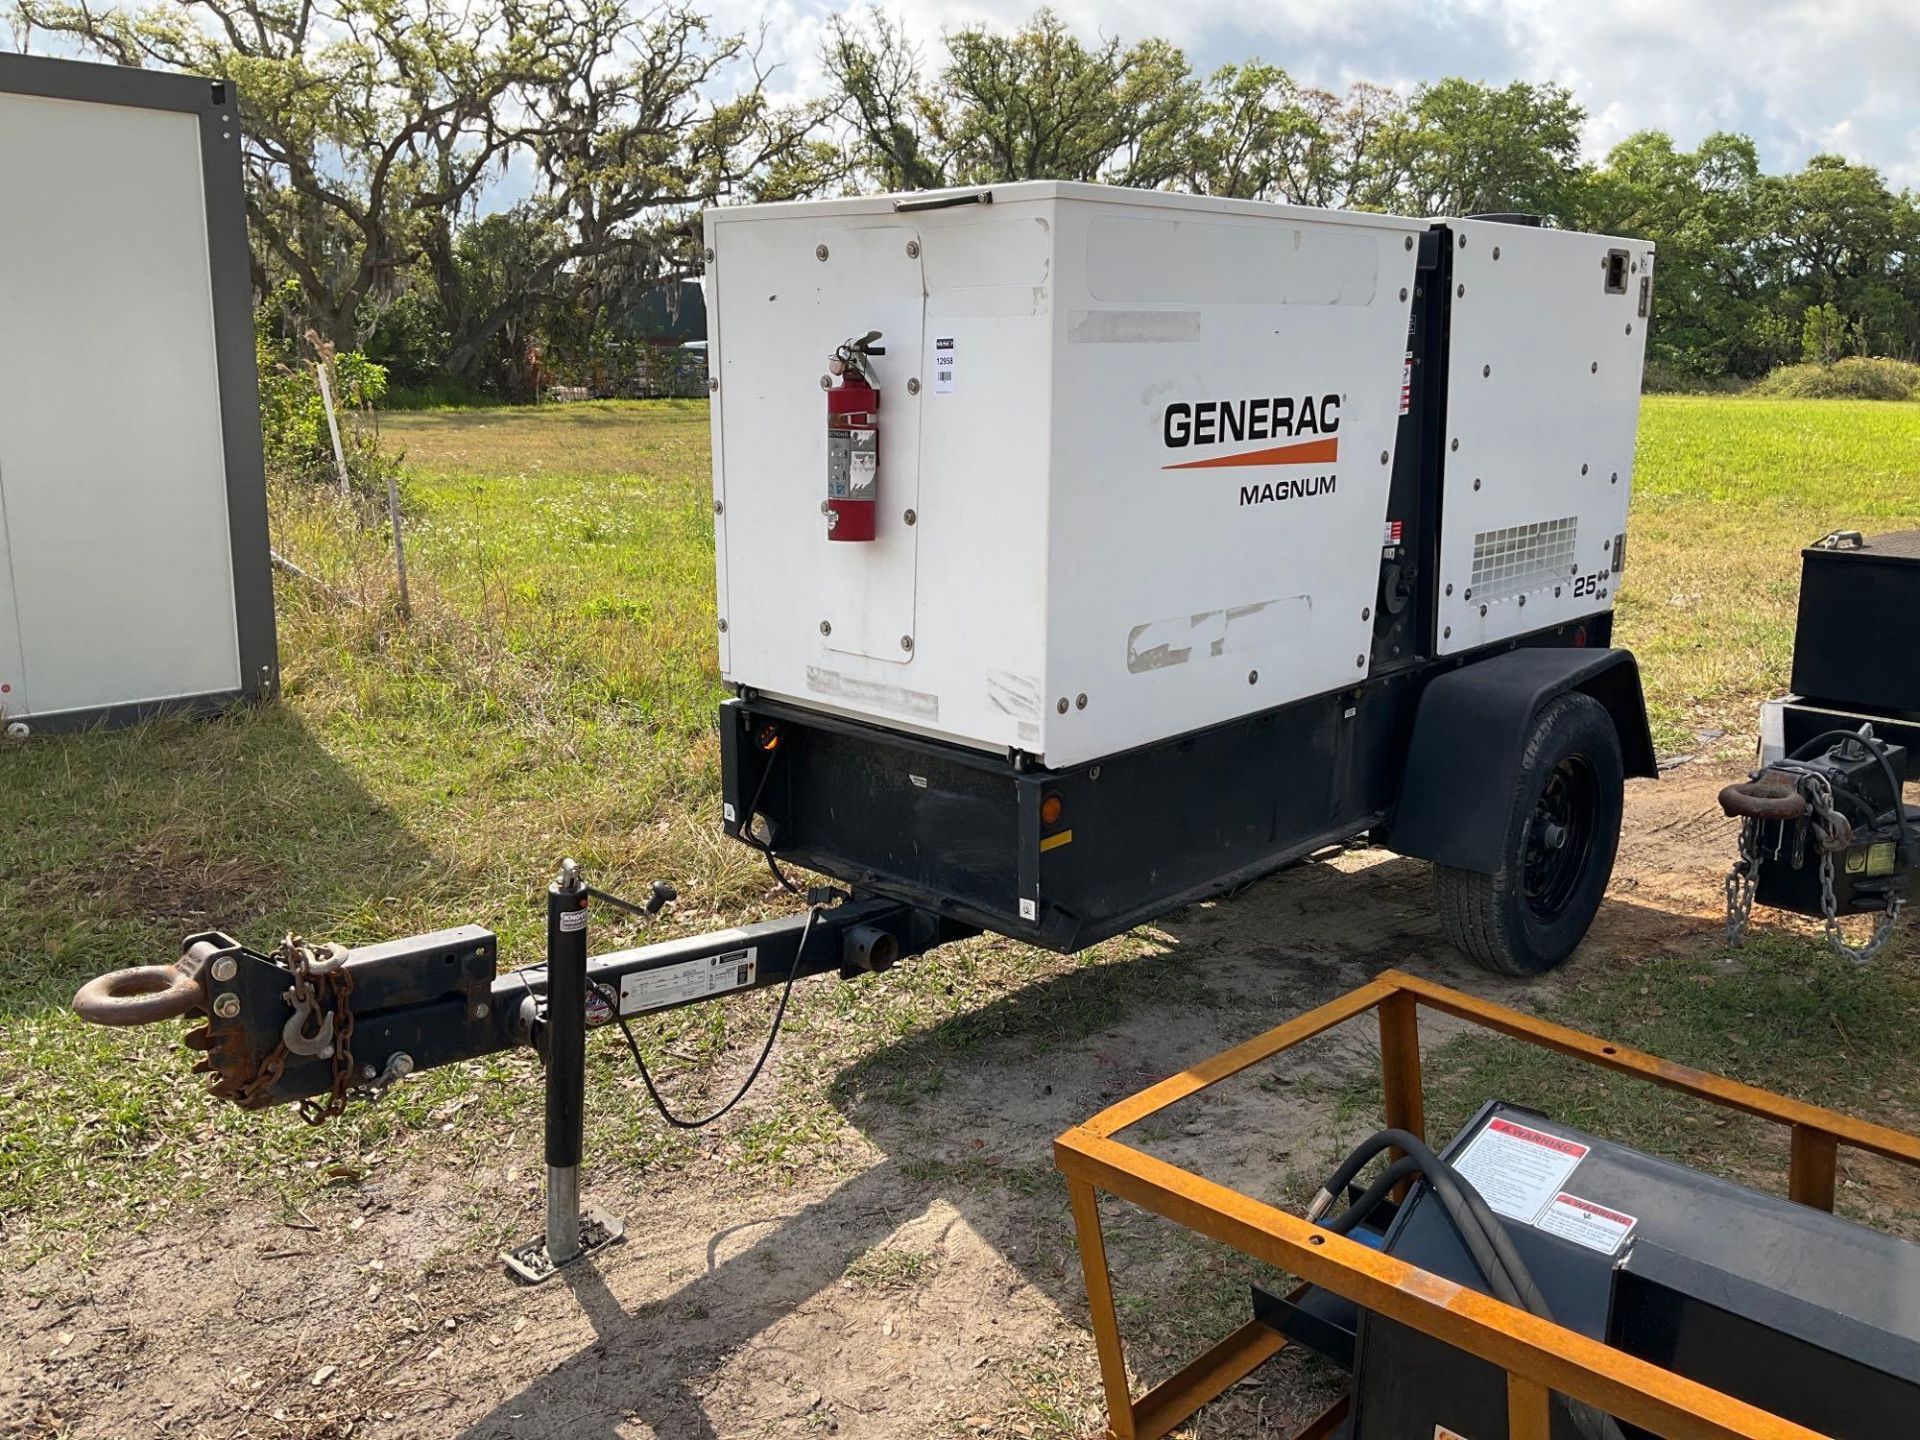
[1574,626,1588,648]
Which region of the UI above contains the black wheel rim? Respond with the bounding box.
[1523,755,1597,922]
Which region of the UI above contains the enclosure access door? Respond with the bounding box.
[0,55,275,731]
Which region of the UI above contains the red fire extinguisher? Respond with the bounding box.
[825,331,884,542]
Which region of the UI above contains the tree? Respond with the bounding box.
[1388,78,1586,219]
[822,9,946,190]
[825,8,1203,190]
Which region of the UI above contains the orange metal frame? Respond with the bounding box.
[1053,969,1920,1440]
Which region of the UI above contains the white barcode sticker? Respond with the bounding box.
[1452,1116,1589,1223]
[1536,1192,1637,1255]
[619,948,758,1015]
[934,336,957,394]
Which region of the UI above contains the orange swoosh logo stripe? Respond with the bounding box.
[1162,436,1339,471]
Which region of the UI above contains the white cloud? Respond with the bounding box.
[704,0,1920,185]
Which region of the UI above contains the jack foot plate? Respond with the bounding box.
[501,1207,625,1284]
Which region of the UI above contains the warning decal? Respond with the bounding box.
[1452,1116,1589,1223]
[1435,1427,1471,1440]
[618,947,757,1016]
[1537,1192,1638,1255]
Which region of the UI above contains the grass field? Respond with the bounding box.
[3,393,1918,1266]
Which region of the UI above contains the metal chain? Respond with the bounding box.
[1816,849,1904,963]
[1724,816,1761,947]
[1726,771,1904,962]
[298,964,356,1125]
[232,936,357,1122]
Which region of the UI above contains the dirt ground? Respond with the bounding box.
[4,762,1762,1440]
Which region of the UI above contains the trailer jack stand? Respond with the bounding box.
[501,859,626,1285]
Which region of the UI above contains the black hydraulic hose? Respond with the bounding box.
[1314,1130,1624,1440]
[1786,727,1913,847]
[1319,1155,1422,1235]
[1318,1130,1544,1315]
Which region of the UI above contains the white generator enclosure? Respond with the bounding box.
[707,184,1648,770]
[0,55,275,733]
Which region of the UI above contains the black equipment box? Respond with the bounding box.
[1792,529,1920,715]
[1281,1101,1920,1438]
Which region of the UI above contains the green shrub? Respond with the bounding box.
[1752,357,1920,400]
[257,317,405,495]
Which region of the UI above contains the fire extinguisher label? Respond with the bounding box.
[849,444,878,498]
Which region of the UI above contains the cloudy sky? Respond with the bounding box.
[716,0,1920,186]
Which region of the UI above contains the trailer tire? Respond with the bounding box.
[1434,692,1624,976]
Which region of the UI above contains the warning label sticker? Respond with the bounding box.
[618,948,757,1016]
[1436,1426,1471,1440]
[1452,1116,1590,1223]
[1536,1191,1638,1255]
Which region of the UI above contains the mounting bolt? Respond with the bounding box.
[1492,245,1501,260]
[1444,626,1453,639]
[903,508,917,526]
[1518,594,1527,607]
[1445,583,1454,596]
[714,499,724,514]
[1404,235,1414,250]
[907,377,921,395]
[472,1001,489,1019]
[210,956,238,983]
[1056,697,1070,715]
[1075,692,1088,710]
[819,375,832,391]
[1479,604,1489,617]
[815,244,829,262]
[1362,607,1372,621]
[1457,283,1466,298]
[1611,472,1619,485]
[1473,477,1482,491]
[1399,287,1409,301]
[900,635,914,652]
[1380,450,1391,465]
[1483,364,1491,378]
[1355,654,1367,668]
[1247,670,1259,685]
[213,993,241,1019]
[1464,588,1473,600]
[1581,463,1590,475]
[906,240,920,259]
[1555,586,1563,598]
[820,620,832,636]
[1603,538,1611,550]
[1450,438,1460,452]
[703,246,715,263]
[717,618,728,633]
[1626,323,1634,335]
[707,377,719,393]
[1458,233,1467,249]
[1591,361,1599,374]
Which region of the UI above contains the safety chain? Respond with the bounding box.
[234,935,358,1123]
[1724,771,1904,963]
[1724,816,1762,948]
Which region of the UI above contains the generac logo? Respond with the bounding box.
[1162,393,1341,470]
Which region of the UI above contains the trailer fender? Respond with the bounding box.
[1387,647,1657,873]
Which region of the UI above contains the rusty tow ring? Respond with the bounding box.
[1717,771,1809,822]
[72,935,228,1026]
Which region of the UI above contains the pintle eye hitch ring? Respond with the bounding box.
[73,963,203,1027]
[1718,776,1809,822]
